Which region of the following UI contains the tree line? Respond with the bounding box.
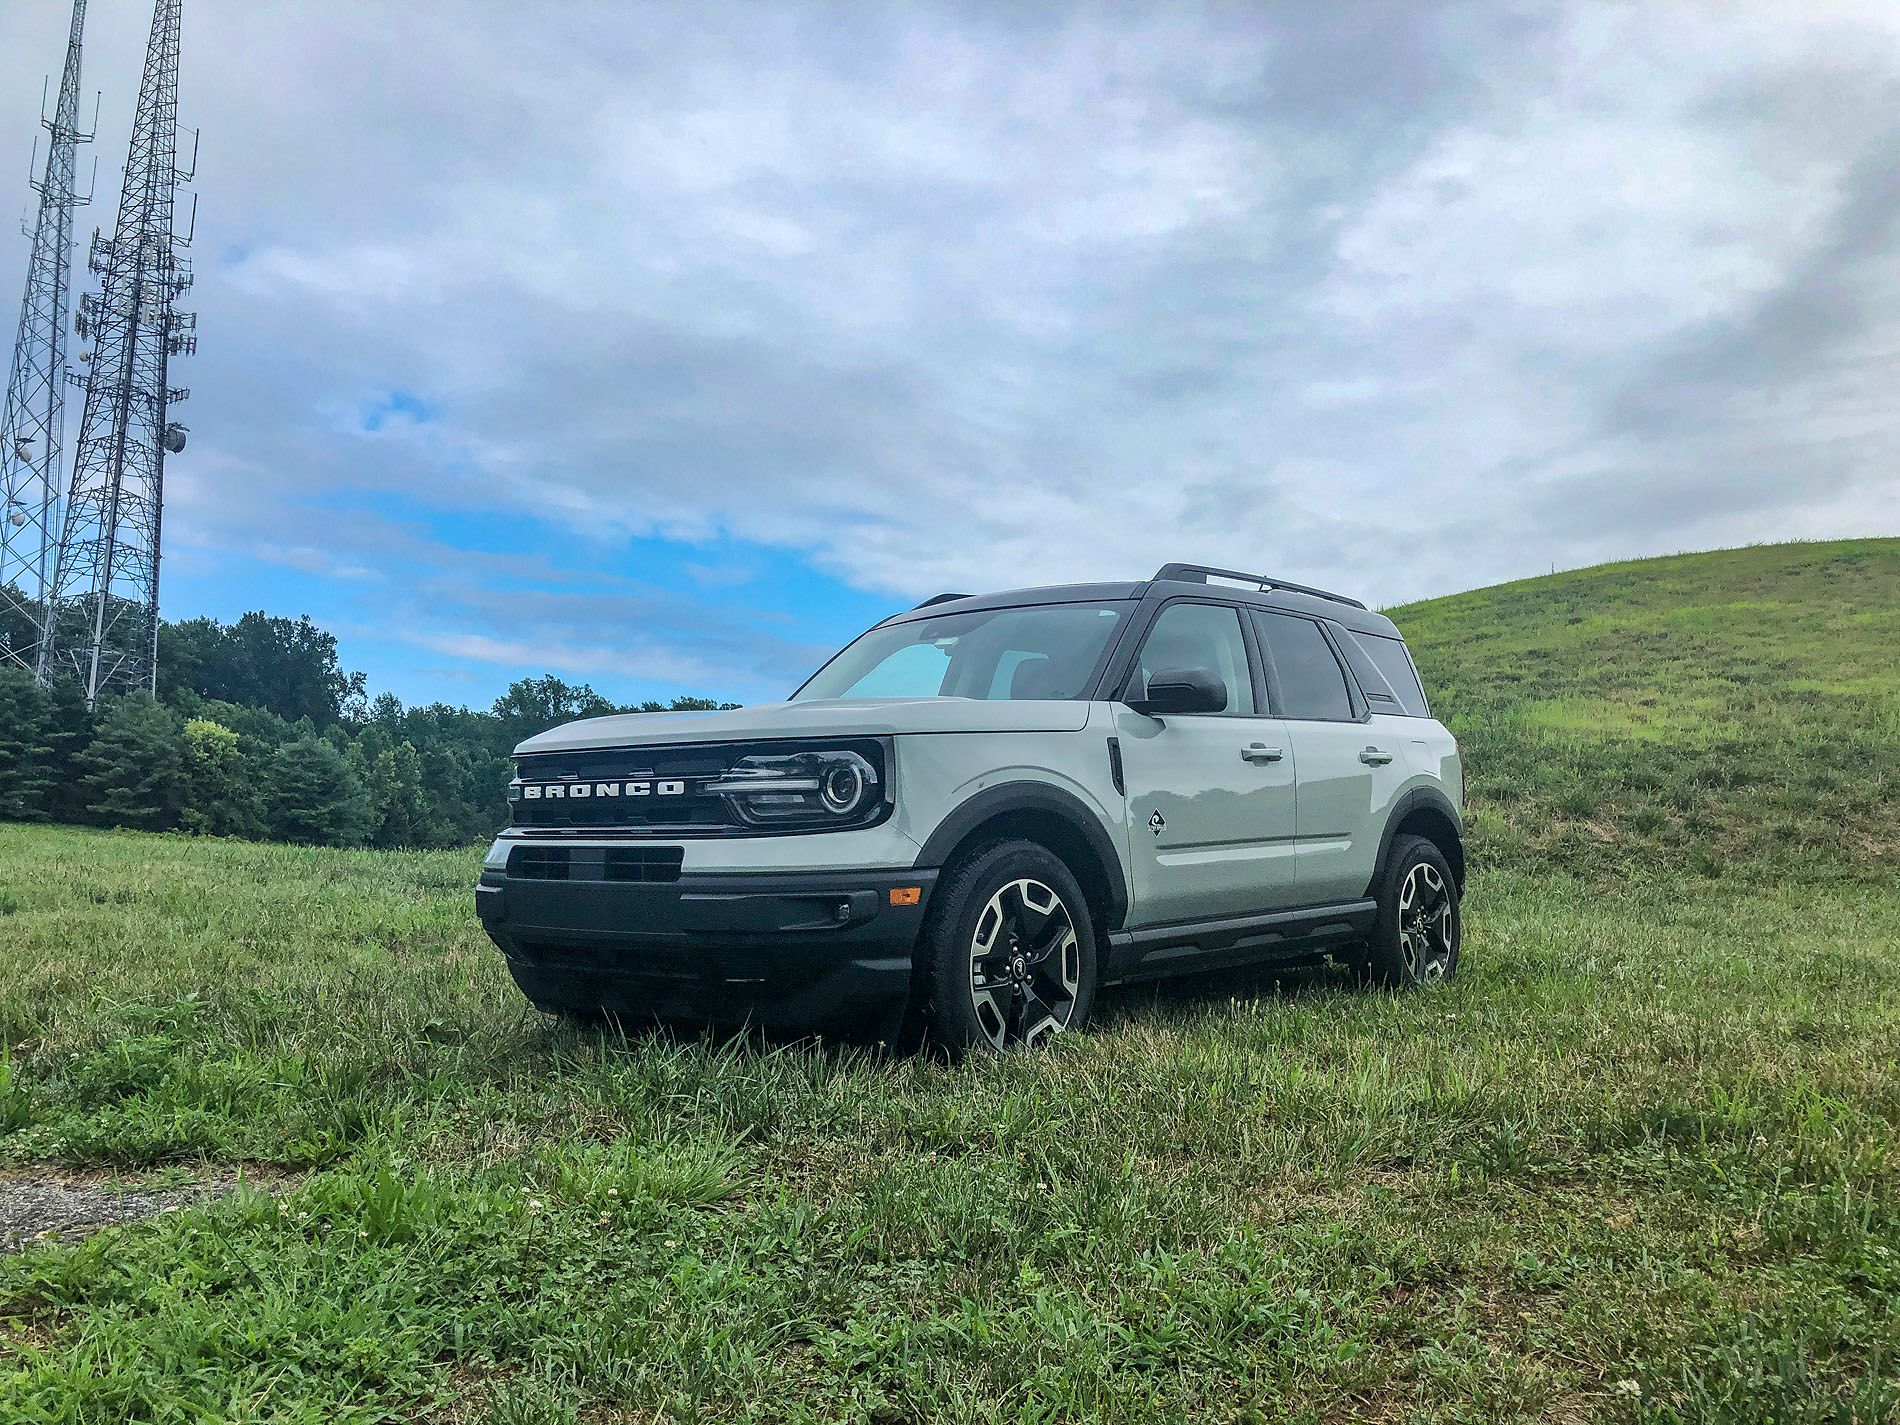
[0,611,731,847]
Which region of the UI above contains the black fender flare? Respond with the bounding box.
[1365,784,1466,897]
[913,781,1129,931]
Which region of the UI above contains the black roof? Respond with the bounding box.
[883,572,1403,639]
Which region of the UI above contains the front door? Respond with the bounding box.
[1113,601,1299,927]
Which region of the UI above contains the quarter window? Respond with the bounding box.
[1131,603,1255,715]
[1253,611,1353,721]
[1350,632,1430,717]
[1334,633,1403,713]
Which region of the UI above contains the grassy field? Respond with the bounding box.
[2,539,1898,1423]
[1402,539,1899,886]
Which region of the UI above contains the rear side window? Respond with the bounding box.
[1348,632,1430,717]
[1252,611,1353,721]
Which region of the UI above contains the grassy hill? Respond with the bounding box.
[1395,538,1900,884]
[1,542,1897,1423]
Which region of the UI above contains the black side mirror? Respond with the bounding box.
[1127,666,1227,717]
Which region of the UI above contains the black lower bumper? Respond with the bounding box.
[476,862,937,1036]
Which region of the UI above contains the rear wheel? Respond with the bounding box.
[923,840,1099,1056]
[1365,834,1460,988]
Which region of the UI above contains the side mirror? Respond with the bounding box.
[1127,666,1227,718]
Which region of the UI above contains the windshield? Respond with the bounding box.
[795,602,1129,701]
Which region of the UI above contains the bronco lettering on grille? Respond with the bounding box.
[519,780,688,800]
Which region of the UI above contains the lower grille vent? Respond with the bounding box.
[508,845,684,884]
[605,847,686,883]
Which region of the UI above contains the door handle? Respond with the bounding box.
[1359,747,1394,766]
[1241,743,1284,763]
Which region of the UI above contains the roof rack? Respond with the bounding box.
[912,592,972,610]
[1152,562,1367,610]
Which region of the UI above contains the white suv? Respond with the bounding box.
[476,563,1464,1053]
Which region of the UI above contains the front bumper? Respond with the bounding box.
[476,861,937,1035]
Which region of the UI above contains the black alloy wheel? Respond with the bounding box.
[923,839,1099,1056]
[1366,833,1461,989]
[967,876,1083,1050]
[1396,859,1455,983]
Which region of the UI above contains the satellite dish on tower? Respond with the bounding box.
[162,422,188,454]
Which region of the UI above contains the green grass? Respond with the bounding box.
[2,540,1899,1422]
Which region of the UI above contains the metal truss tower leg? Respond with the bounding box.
[0,0,91,680]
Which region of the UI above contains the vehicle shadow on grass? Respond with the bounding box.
[532,1004,908,1064]
[530,954,1363,1064]
[1093,954,1359,1027]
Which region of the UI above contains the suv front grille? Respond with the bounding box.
[508,738,888,836]
[510,743,751,834]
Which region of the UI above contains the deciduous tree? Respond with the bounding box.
[179,718,265,838]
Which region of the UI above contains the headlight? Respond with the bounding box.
[704,748,882,827]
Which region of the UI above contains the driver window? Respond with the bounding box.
[1132,603,1255,715]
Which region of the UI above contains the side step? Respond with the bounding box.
[1103,900,1376,984]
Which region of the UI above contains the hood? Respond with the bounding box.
[513,697,1094,755]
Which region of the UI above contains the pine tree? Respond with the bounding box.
[0,669,56,820]
[263,735,373,845]
[74,695,185,831]
[38,677,95,824]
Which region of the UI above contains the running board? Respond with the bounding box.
[1104,900,1377,984]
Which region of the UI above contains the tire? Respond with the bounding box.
[921,839,1099,1057]
[1365,834,1461,989]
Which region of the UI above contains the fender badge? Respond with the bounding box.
[1148,810,1166,837]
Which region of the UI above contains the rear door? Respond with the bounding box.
[1111,600,1299,926]
[1250,610,1400,904]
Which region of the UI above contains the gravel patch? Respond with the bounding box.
[0,1169,264,1252]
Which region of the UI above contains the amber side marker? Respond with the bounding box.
[888,886,922,907]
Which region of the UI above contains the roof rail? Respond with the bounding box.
[1152,562,1367,610]
[913,592,972,610]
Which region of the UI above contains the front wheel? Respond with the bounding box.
[922,840,1099,1056]
[1365,834,1461,989]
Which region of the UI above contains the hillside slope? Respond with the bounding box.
[1391,538,1900,884]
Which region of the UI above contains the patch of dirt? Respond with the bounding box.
[0,1166,293,1252]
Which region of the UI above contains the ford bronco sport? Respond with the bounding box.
[476,563,1464,1053]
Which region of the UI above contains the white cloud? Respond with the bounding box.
[404,629,725,690]
[2,0,1896,699]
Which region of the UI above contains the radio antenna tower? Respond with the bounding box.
[0,0,93,678]
[43,0,195,704]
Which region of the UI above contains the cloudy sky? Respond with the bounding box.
[2,2,1896,707]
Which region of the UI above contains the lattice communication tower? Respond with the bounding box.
[42,0,196,703]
